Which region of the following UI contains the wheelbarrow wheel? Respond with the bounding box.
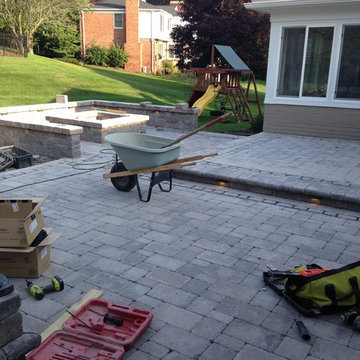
[110,162,136,192]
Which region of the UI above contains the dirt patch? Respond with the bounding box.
[223,129,255,136]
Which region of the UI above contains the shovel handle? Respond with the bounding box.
[162,112,232,148]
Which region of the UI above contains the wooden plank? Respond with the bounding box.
[103,161,196,179]
[103,153,217,180]
[168,152,217,164]
[40,289,103,341]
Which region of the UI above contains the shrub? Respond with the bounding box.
[250,114,264,133]
[108,44,128,68]
[59,57,82,65]
[161,59,173,73]
[84,45,109,66]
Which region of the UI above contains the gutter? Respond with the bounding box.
[245,0,360,13]
[151,10,154,72]
[81,11,86,58]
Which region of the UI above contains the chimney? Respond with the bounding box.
[124,0,142,72]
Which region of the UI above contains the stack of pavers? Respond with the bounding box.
[0,274,41,360]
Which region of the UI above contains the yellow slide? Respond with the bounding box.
[192,85,222,116]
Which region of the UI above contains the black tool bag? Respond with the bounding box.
[263,261,360,317]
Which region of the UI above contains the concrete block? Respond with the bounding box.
[0,293,21,323]
[56,95,68,104]
[0,332,41,360]
[0,312,23,348]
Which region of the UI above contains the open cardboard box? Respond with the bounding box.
[0,229,60,278]
[0,197,47,248]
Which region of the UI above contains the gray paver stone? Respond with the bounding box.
[191,317,226,340]
[0,292,21,322]
[234,344,288,360]
[275,336,311,360]
[224,319,283,352]
[140,341,169,358]
[147,268,190,288]
[186,297,217,316]
[311,338,360,360]
[216,296,269,325]
[155,303,202,330]
[151,325,210,358]
[199,343,237,360]
[181,278,209,295]
[147,284,195,307]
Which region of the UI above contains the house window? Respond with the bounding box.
[336,25,360,99]
[168,44,177,60]
[278,26,334,98]
[158,42,163,60]
[303,27,334,97]
[114,13,124,29]
[160,14,164,32]
[278,27,305,96]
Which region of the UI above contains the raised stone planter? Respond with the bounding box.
[0,117,82,159]
[90,100,200,131]
[46,111,147,143]
[0,97,199,160]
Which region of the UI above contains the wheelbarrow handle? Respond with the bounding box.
[162,112,232,148]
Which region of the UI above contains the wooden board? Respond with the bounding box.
[103,153,217,179]
[41,289,103,341]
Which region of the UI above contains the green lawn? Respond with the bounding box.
[0,55,265,133]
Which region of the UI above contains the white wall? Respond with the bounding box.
[139,10,180,41]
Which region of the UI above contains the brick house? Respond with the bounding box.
[80,0,181,72]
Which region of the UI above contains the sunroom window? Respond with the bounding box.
[302,27,333,97]
[336,25,360,99]
[278,27,305,96]
[278,26,334,98]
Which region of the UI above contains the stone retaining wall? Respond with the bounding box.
[0,120,82,159]
[89,100,200,131]
[0,97,199,159]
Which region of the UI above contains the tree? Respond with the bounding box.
[171,0,270,77]
[0,0,91,52]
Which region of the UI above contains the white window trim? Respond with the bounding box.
[167,44,178,60]
[114,13,124,29]
[266,20,360,109]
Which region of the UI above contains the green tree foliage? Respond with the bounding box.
[0,0,91,51]
[34,25,80,58]
[171,0,270,77]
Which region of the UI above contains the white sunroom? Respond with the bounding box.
[245,0,360,140]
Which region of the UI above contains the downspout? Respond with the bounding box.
[81,11,86,58]
[150,11,154,72]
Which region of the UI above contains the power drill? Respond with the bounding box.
[26,276,64,301]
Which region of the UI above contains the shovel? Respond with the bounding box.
[162,112,232,148]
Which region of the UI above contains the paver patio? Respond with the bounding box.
[1,129,360,359]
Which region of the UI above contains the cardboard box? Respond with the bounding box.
[0,231,60,278]
[0,198,47,248]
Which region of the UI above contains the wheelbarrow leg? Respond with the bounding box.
[135,170,173,202]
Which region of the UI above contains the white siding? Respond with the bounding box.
[139,10,180,41]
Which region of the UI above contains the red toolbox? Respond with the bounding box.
[26,330,125,360]
[63,299,153,350]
